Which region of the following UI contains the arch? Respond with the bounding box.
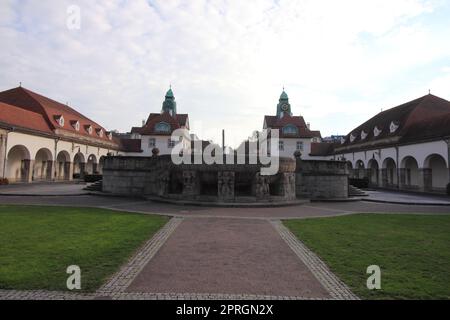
[73,152,86,177]
[98,156,106,175]
[400,156,419,189]
[5,145,31,182]
[382,157,397,186]
[33,148,53,181]
[86,154,98,175]
[56,150,71,180]
[367,159,379,186]
[424,154,449,190]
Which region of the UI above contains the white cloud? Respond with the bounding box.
[0,0,449,146]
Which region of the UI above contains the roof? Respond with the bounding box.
[336,94,450,153]
[264,115,322,139]
[118,138,142,153]
[0,86,116,144]
[280,90,288,100]
[0,102,53,134]
[310,142,337,157]
[131,112,189,135]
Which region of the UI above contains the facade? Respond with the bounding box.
[319,94,450,194]
[263,90,322,160]
[0,87,120,183]
[128,88,190,156]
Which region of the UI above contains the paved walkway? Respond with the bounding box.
[0,182,88,196]
[366,190,450,205]
[0,193,449,300]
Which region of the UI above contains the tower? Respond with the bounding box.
[276,89,292,118]
[161,87,177,115]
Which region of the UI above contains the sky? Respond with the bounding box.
[1,0,450,148]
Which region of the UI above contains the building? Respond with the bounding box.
[263,90,322,159]
[0,86,120,183]
[316,94,450,194]
[128,88,190,156]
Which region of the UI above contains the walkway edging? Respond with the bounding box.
[271,220,359,300]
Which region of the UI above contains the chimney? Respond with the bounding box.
[307,122,310,130]
[142,119,146,126]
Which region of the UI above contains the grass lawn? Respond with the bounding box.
[0,205,169,292]
[284,214,450,300]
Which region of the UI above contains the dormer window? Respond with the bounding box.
[340,137,346,144]
[71,120,80,131]
[55,115,64,127]
[85,125,93,135]
[282,125,299,135]
[350,133,356,143]
[96,128,103,137]
[361,130,367,140]
[374,126,382,137]
[390,121,399,133]
[107,132,113,140]
[155,122,171,133]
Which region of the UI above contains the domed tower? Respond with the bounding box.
[276,89,292,118]
[161,87,177,115]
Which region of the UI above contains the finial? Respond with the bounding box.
[19,82,22,87]
[170,83,172,89]
[428,89,431,95]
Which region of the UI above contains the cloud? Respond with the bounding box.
[0,0,449,146]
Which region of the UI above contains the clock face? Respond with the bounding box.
[281,104,289,111]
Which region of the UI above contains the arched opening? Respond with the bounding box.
[86,154,98,175]
[346,161,355,178]
[368,159,379,186]
[73,153,86,179]
[401,156,419,190]
[355,160,365,179]
[98,156,106,175]
[382,158,397,187]
[6,145,31,183]
[33,148,53,181]
[56,151,71,180]
[424,154,449,191]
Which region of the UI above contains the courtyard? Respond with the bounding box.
[0,183,449,300]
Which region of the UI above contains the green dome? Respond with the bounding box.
[165,88,174,98]
[280,90,288,100]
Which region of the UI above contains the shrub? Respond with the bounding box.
[0,178,9,185]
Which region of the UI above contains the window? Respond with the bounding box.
[168,139,175,148]
[59,116,65,127]
[148,138,156,148]
[296,141,303,151]
[155,122,171,133]
[278,141,284,151]
[282,125,298,135]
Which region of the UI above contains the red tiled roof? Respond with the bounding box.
[310,142,336,157]
[264,115,322,138]
[0,102,53,134]
[118,139,142,153]
[0,87,115,143]
[336,94,450,153]
[131,112,189,135]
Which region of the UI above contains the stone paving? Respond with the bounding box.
[1,190,449,300]
[366,190,450,205]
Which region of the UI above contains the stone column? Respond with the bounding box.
[218,171,234,201]
[79,162,86,179]
[281,172,296,201]
[22,159,34,183]
[399,168,406,190]
[46,160,53,180]
[381,168,388,187]
[419,168,432,192]
[182,170,199,197]
[255,173,270,200]
[0,133,6,178]
[65,162,73,181]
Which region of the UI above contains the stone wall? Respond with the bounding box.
[296,159,349,199]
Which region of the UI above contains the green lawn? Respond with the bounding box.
[0,205,169,292]
[284,214,450,300]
